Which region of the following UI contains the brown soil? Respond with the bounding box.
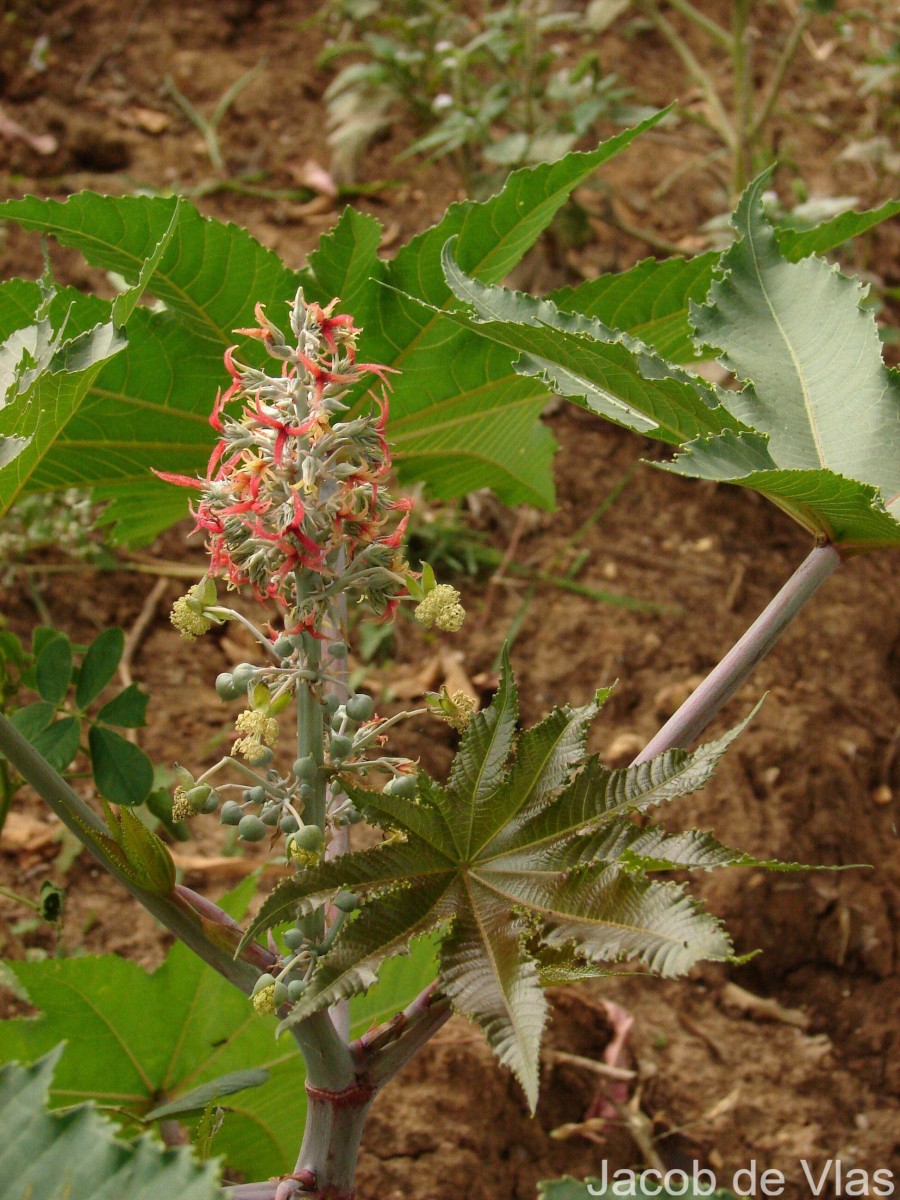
[1,2,899,1198]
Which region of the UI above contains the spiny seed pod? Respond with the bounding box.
[220,801,244,826]
[384,774,417,799]
[345,694,374,722]
[283,927,305,950]
[239,814,269,842]
[333,890,359,913]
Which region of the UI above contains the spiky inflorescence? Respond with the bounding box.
[156,291,412,632]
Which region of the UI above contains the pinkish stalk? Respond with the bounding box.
[634,542,841,762]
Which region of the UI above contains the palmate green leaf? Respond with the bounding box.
[0,194,293,347]
[0,877,439,1182]
[0,207,180,521]
[243,658,768,1110]
[440,179,900,550]
[0,195,299,541]
[549,197,900,363]
[666,172,900,549]
[1,117,666,540]
[0,1048,222,1200]
[435,243,745,446]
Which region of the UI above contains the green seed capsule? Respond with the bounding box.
[220,800,244,826]
[248,785,266,806]
[272,635,295,658]
[283,927,305,950]
[384,774,417,798]
[344,806,363,825]
[185,784,211,809]
[298,783,312,801]
[252,972,276,996]
[345,694,374,722]
[231,663,259,692]
[330,734,353,761]
[261,802,282,826]
[323,694,341,716]
[280,813,300,834]
[199,788,220,814]
[291,825,325,852]
[216,672,242,701]
[333,890,358,913]
[273,981,289,1006]
[288,980,306,1002]
[239,815,269,842]
[329,641,348,659]
[293,755,317,781]
[331,711,347,732]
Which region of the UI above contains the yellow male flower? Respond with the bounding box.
[414,584,465,633]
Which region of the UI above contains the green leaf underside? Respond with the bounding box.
[0,877,439,1181]
[0,1048,222,1200]
[679,171,900,546]
[436,243,744,446]
[0,117,665,541]
[440,176,900,549]
[144,1067,270,1121]
[241,662,786,1109]
[549,197,900,364]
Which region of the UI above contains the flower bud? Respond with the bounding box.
[345,694,374,722]
[221,800,244,826]
[238,814,269,842]
[293,755,317,781]
[283,927,305,950]
[384,774,417,799]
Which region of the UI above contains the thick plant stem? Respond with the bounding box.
[634,543,841,763]
[0,712,265,993]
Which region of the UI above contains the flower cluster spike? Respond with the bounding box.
[156,291,412,630]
